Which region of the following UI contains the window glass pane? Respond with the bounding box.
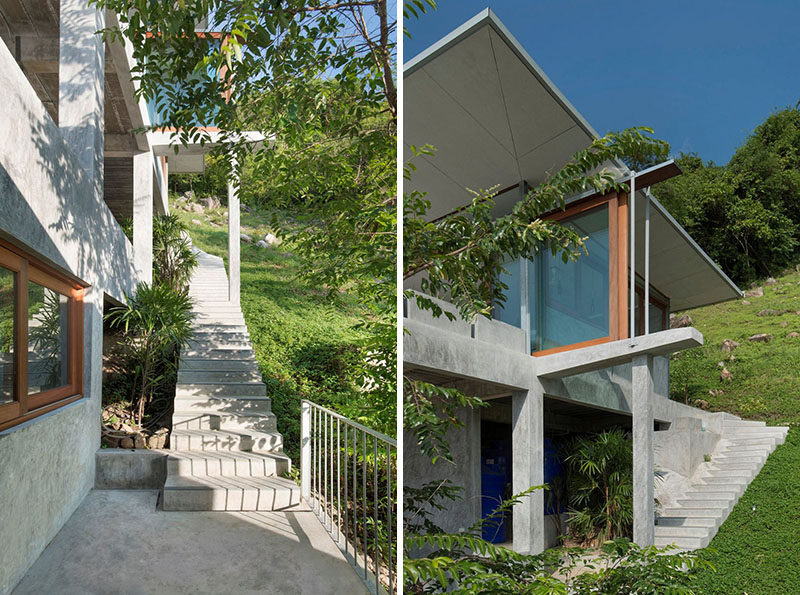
[0,267,14,404]
[649,300,665,333]
[27,282,69,394]
[493,259,521,328]
[539,206,609,350]
[528,258,537,352]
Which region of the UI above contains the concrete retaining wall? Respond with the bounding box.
[95,449,168,489]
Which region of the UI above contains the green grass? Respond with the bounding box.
[693,427,800,593]
[173,202,368,462]
[670,267,800,591]
[670,267,800,424]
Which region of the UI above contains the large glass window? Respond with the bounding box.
[0,244,83,431]
[538,206,609,351]
[0,267,14,404]
[492,258,521,328]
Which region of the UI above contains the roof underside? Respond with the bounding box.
[404,9,741,310]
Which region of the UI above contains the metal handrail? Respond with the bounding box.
[300,400,396,595]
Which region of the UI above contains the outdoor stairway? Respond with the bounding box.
[162,249,303,511]
[655,417,789,550]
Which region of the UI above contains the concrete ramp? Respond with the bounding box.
[162,249,302,511]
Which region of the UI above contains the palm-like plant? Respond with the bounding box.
[106,282,194,426]
[564,429,633,544]
[153,214,197,292]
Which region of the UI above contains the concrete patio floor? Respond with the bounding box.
[13,490,368,595]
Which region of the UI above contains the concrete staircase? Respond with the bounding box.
[162,249,302,511]
[655,417,788,550]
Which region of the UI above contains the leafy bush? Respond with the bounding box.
[153,214,197,292]
[105,283,194,426]
[564,429,633,544]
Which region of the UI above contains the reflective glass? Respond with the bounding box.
[493,258,521,328]
[0,267,14,403]
[27,282,69,394]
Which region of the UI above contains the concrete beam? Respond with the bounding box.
[133,151,153,284]
[17,35,113,74]
[512,386,545,555]
[534,328,703,379]
[104,133,136,157]
[632,355,655,546]
[59,0,104,194]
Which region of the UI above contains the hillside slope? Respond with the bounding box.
[172,197,368,462]
[670,267,800,424]
[671,267,800,591]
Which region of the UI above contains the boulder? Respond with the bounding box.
[789,332,800,339]
[133,434,147,449]
[694,399,710,410]
[180,190,195,202]
[264,233,279,245]
[670,314,693,329]
[765,277,777,286]
[721,339,740,352]
[201,196,221,210]
[720,368,733,382]
[741,300,751,305]
[709,389,723,397]
[748,333,773,343]
[255,240,269,248]
[191,219,203,226]
[745,286,764,297]
[120,437,134,449]
[190,202,204,214]
[240,233,253,243]
[781,321,789,327]
[757,309,782,316]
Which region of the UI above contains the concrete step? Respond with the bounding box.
[662,507,724,519]
[677,498,732,509]
[190,332,251,341]
[166,450,290,478]
[724,426,787,435]
[173,411,278,433]
[171,428,283,452]
[708,461,761,471]
[654,525,709,538]
[181,348,257,360]
[656,516,719,528]
[162,474,304,511]
[697,475,749,487]
[187,339,253,350]
[176,382,266,398]
[190,324,249,334]
[654,535,707,550]
[723,420,766,427]
[715,453,765,463]
[177,369,263,383]
[727,437,776,447]
[172,395,272,415]
[684,490,737,501]
[179,359,261,372]
[701,468,754,479]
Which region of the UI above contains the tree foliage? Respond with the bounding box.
[153,214,198,292]
[657,106,800,283]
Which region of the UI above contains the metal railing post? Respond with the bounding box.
[300,400,311,500]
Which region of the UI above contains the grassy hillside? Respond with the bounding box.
[172,199,368,462]
[670,267,800,591]
[670,267,800,424]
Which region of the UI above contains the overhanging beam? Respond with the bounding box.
[534,328,703,379]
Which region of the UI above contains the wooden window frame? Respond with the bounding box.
[532,191,628,357]
[0,240,84,432]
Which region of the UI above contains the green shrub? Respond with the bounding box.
[105,283,194,426]
[153,214,198,292]
[564,429,633,544]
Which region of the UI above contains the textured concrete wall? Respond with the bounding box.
[0,9,142,592]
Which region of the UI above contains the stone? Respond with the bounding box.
[721,339,740,352]
[255,240,269,248]
[748,333,773,343]
[694,399,709,410]
[789,332,800,338]
[720,368,733,382]
[765,277,777,286]
[709,389,723,397]
[120,437,134,449]
[181,190,195,202]
[190,202,204,214]
[670,314,692,329]
[240,233,253,243]
[745,286,763,297]
[757,309,782,316]
[264,233,279,245]
[191,219,203,226]
[209,221,221,228]
[717,361,725,367]
[781,321,789,327]
[133,434,147,449]
[201,196,220,210]
[741,300,751,305]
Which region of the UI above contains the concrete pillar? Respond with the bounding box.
[227,154,240,304]
[632,354,655,546]
[82,286,104,450]
[59,0,104,196]
[133,151,153,285]
[511,385,545,554]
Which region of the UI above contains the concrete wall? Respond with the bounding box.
[0,12,142,593]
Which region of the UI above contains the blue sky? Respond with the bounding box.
[404,1,800,165]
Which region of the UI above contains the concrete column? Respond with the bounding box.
[59,0,104,196]
[227,154,240,304]
[300,400,311,500]
[133,151,153,285]
[82,286,104,449]
[632,354,655,546]
[511,384,545,554]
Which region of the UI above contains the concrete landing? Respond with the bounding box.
[12,490,368,595]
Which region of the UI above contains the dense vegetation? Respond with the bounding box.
[657,106,800,284]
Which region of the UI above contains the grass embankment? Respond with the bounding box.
[669,267,800,592]
[173,201,367,462]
